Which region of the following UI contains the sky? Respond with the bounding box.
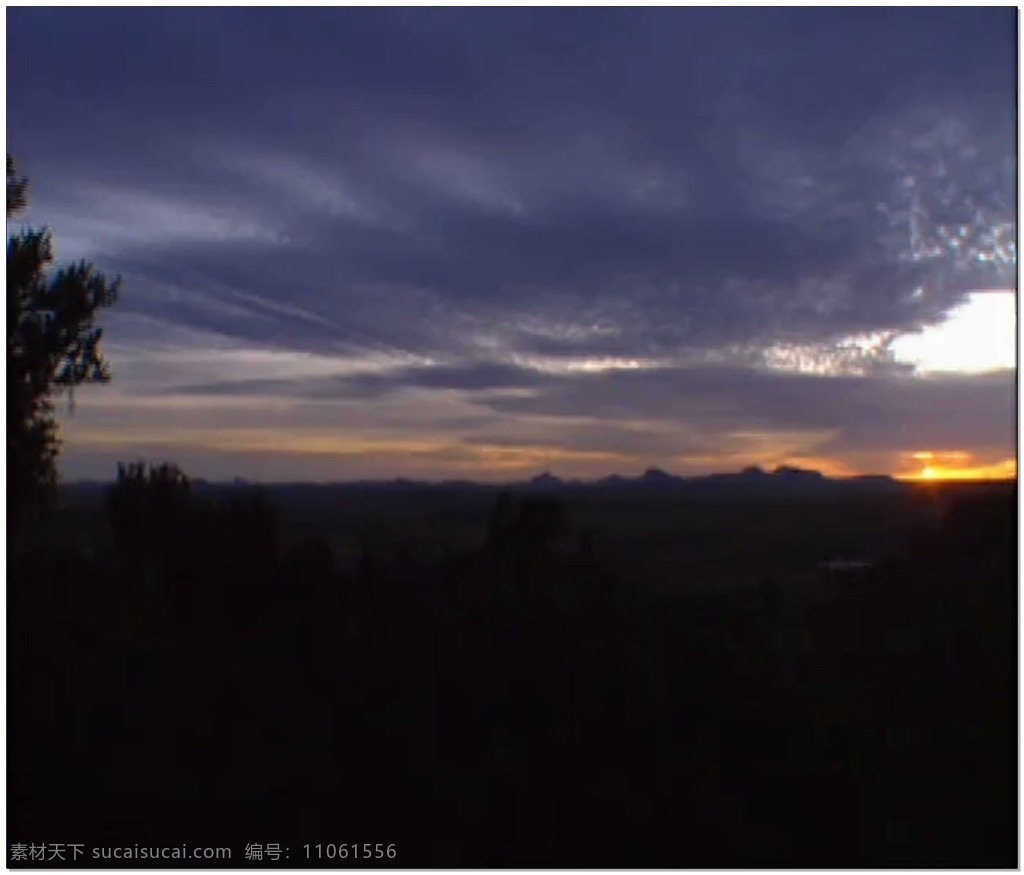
[7,8,1018,483]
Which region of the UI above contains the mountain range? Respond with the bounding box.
[526,465,899,491]
[62,465,902,493]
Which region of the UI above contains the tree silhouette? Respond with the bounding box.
[486,490,516,554]
[8,155,120,538]
[106,461,192,568]
[102,461,192,633]
[514,496,569,552]
[579,524,597,557]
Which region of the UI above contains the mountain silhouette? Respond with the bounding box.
[529,471,565,489]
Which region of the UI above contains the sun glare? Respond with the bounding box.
[898,454,1017,482]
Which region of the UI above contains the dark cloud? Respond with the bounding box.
[169,363,552,401]
[160,360,1015,460]
[470,366,1016,458]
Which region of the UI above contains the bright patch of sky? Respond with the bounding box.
[891,289,1015,375]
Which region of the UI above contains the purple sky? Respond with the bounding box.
[7,8,1017,482]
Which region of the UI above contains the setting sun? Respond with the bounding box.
[898,453,1017,482]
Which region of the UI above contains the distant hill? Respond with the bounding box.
[641,467,676,484]
[772,465,825,481]
[528,472,565,490]
[62,466,904,495]
[552,465,902,494]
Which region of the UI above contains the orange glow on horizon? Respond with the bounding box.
[897,456,1017,482]
[63,421,1018,483]
[775,456,858,478]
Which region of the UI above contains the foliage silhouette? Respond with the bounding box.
[7,155,119,540]
[486,489,516,554]
[514,496,570,550]
[9,469,1016,866]
[106,461,191,562]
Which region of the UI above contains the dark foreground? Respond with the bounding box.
[8,479,1017,867]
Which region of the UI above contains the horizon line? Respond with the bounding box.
[60,466,1018,487]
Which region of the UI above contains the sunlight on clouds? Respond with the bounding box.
[230,435,453,456]
[890,176,1016,270]
[910,450,970,462]
[465,444,631,471]
[723,429,838,456]
[510,353,664,375]
[46,184,286,259]
[896,449,1016,481]
[755,289,1016,378]
[511,313,623,343]
[756,332,896,377]
[71,427,453,457]
[890,289,1016,375]
[899,458,1017,481]
[69,426,633,479]
[105,342,434,392]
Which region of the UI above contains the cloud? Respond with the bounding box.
[8,8,1015,479]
